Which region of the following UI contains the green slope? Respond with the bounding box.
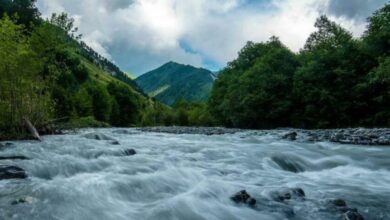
[135,62,216,105]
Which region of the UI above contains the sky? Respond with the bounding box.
[36,0,389,76]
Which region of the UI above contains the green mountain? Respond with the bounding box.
[136,62,216,105]
[0,2,171,139]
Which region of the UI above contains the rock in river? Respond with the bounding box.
[272,188,306,202]
[82,132,117,141]
[124,149,136,156]
[231,190,257,207]
[282,131,298,141]
[0,165,27,180]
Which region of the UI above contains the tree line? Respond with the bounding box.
[208,5,390,129]
[0,0,167,139]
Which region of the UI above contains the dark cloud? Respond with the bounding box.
[103,0,134,11]
[327,0,388,20]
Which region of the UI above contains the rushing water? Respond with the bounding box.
[0,128,389,220]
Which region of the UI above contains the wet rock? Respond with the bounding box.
[301,128,390,145]
[0,165,27,180]
[271,155,305,173]
[138,127,241,135]
[82,132,117,141]
[231,190,256,207]
[123,149,136,156]
[247,198,257,207]
[328,199,365,220]
[111,141,120,145]
[344,210,365,220]
[272,188,305,202]
[11,196,35,205]
[0,156,30,160]
[332,199,347,207]
[282,131,298,141]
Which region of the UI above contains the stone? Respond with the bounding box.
[247,198,257,207]
[0,165,27,180]
[273,188,305,202]
[124,149,136,156]
[82,132,117,141]
[11,196,35,205]
[231,190,256,208]
[344,210,365,220]
[282,132,298,141]
[333,199,347,207]
[111,141,120,145]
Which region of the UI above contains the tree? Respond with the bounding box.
[0,15,51,134]
[363,4,390,59]
[50,12,81,40]
[86,84,112,122]
[209,37,298,128]
[293,16,361,128]
[0,0,41,30]
[107,82,141,126]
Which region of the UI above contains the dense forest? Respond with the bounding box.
[0,0,172,139]
[209,5,390,129]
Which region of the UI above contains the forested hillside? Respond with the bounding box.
[209,5,390,129]
[0,0,167,139]
[136,62,216,105]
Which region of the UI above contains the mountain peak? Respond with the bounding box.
[136,63,214,105]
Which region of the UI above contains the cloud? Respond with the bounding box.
[326,0,388,20]
[36,0,388,75]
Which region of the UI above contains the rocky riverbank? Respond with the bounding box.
[138,126,242,135]
[138,127,390,145]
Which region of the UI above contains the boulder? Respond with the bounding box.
[124,149,136,156]
[0,165,27,180]
[329,199,365,220]
[82,132,117,141]
[332,199,347,207]
[344,210,365,220]
[11,196,35,205]
[111,141,120,145]
[282,132,298,141]
[231,190,256,207]
[272,188,305,202]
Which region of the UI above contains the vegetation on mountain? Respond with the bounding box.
[136,62,215,105]
[0,0,166,139]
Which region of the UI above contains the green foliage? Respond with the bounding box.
[293,16,361,128]
[363,3,390,59]
[0,0,41,30]
[136,62,215,105]
[85,83,112,122]
[209,37,298,128]
[209,9,390,129]
[107,82,140,126]
[0,0,165,140]
[61,116,109,129]
[0,15,52,135]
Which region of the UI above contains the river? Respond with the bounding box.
[0,128,389,220]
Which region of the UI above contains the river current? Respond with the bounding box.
[0,128,389,220]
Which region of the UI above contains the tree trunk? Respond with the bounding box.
[24,117,41,141]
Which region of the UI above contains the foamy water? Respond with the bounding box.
[0,128,389,220]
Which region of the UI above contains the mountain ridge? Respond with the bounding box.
[136,61,216,105]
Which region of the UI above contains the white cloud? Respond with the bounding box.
[36,0,388,75]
